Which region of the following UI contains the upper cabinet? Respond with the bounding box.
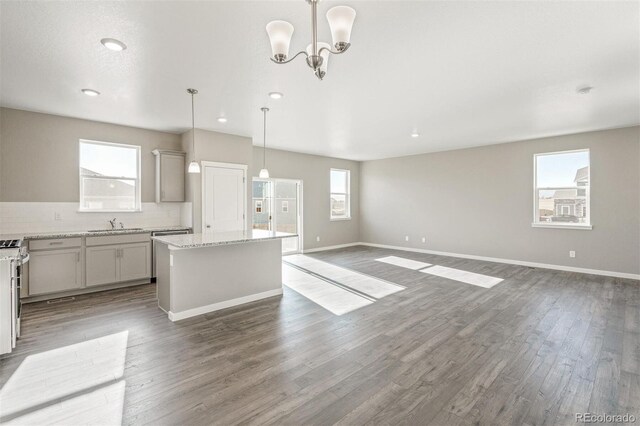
[152,149,186,202]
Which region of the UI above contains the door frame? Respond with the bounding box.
[252,177,303,254]
[201,161,248,234]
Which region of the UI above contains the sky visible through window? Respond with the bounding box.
[330,169,348,193]
[80,141,138,178]
[536,151,589,187]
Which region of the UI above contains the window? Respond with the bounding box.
[79,140,141,212]
[282,200,289,213]
[533,149,590,229]
[330,168,350,220]
[255,200,263,213]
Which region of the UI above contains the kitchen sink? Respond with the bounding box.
[87,228,144,233]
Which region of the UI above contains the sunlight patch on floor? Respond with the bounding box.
[375,255,432,270]
[3,380,126,426]
[419,265,503,288]
[0,331,128,425]
[283,264,372,315]
[285,255,405,298]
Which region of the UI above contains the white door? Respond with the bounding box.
[203,163,246,233]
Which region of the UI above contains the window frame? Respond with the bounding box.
[78,139,142,213]
[330,168,351,221]
[532,148,592,230]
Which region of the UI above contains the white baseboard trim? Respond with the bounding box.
[359,243,639,280]
[168,288,283,322]
[306,242,638,281]
[302,242,362,253]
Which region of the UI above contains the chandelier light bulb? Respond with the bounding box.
[326,6,356,49]
[266,21,294,61]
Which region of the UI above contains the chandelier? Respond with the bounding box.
[266,1,356,80]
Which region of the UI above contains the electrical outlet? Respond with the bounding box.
[54,212,62,221]
[421,237,426,243]
[405,236,409,242]
[316,236,320,242]
[569,250,576,258]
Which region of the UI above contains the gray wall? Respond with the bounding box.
[0,108,181,202]
[360,126,640,275]
[251,147,360,251]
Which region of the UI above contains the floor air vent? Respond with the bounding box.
[46,297,76,304]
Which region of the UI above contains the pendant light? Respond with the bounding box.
[259,107,270,178]
[187,88,200,174]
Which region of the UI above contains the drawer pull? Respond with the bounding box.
[49,242,64,245]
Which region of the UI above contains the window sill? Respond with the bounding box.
[531,223,592,230]
[330,217,352,222]
[78,209,143,213]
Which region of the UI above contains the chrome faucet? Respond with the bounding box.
[109,218,117,230]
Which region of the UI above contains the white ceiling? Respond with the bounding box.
[1,1,638,161]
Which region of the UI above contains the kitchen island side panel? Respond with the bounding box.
[156,242,171,312]
[170,239,282,315]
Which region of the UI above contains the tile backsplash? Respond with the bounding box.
[0,202,186,235]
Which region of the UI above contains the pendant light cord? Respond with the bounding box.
[263,108,267,169]
[191,92,196,160]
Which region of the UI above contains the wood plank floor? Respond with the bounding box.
[1,245,638,425]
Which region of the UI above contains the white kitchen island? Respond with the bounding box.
[152,230,295,321]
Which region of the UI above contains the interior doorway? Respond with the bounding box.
[252,178,303,254]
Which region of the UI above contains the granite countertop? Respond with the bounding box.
[153,230,297,249]
[0,248,21,261]
[2,226,192,241]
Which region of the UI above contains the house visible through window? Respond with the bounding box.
[282,200,289,213]
[79,140,141,212]
[256,200,263,213]
[534,149,590,228]
[330,168,350,220]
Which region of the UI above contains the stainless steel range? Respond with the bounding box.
[0,239,29,355]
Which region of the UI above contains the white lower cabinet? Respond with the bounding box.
[119,243,151,282]
[86,245,119,287]
[86,242,151,287]
[29,248,82,295]
[27,233,152,298]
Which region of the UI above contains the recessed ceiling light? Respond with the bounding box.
[101,38,127,51]
[411,132,420,138]
[576,85,594,95]
[269,92,284,99]
[81,89,100,96]
[217,117,228,123]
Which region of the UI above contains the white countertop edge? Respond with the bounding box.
[153,232,298,249]
[2,226,192,241]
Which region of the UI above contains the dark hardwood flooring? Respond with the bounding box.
[1,245,638,425]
